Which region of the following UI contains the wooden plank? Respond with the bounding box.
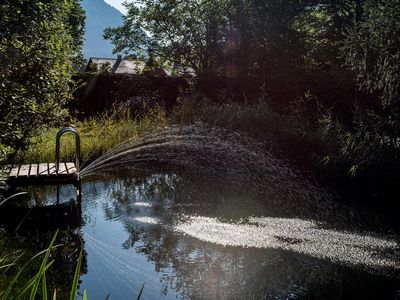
[48,163,57,175]
[38,163,49,176]
[9,165,20,178]
[29,164,38,177]
[65,162,77,174]
[58,163,67,175]
[18,164,30,177]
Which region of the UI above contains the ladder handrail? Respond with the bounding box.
[55,127,81,174]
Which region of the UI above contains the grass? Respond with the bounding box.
[1,235,144,299]
[15,95,323,172]
[173,95,400,194]
[0,194,144,299]
[16,108,168,165]
[1,230,85,300]
[13,92,398,192]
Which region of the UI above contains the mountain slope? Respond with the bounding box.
[81,0,123,58]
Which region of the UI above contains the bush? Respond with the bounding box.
[172,94,324,168]
[0,0,85,158]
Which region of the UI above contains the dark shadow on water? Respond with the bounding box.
[0,185,87,299]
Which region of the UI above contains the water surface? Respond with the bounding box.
[2,169,400,299]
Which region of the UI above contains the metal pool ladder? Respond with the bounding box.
[5,127,81,186]
[55,127,81,176]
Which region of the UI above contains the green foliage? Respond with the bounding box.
[320,0,400,177]
[98,62,112,74]
[64,0,86,68]
[343,0,400,109]
[318,107,400,179]
[17,109,168,164]
[172,94,322,165]
[104,0,230,75]
[0,228,144,299]
[0,0,85,156]
[0,231,87,300]
[293,1,364,67]
[86,61,113,74]
[104,0,356,77]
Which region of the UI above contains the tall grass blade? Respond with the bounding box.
[69,249,83,300]
[0,251,24,273]
[0,192,29,257]
[29,230,59,300]
[0,192,27,207]
[15,261,54,299]
[42,271,48,300]
[2,247,58,299]
[82,290,87,300]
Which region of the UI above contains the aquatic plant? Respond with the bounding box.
[0,231,144,299]
[0,231,84,300]
[0,192,144,299]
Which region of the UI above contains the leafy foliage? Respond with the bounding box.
[104,0,229,75]
[343,0,400,109]
[0,0,85,157]
[319,0,400,177]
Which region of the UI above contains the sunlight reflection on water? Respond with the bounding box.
[175,215,400,272]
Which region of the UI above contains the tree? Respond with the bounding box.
[104,0,229,76]
[64,0,86,68]
[341,0,400,145]
[320,0,400,177]
[343,0,400,110]
[292,0,365,68]
[0,0,85,158]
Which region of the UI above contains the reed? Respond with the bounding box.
[16,108,167,165]
[0,192,144,299]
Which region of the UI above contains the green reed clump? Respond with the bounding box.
[16,108,167,165]
[0,193,143,299]
[0,230,84,300]
[0,230,143,299]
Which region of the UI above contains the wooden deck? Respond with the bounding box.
[3,162,79,185]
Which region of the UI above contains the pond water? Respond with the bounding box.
[1,169,400,299]
[2,125,400,299]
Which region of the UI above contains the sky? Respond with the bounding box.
[104,0,127,14]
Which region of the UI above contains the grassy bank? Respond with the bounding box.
[16,109,167,165]
[17,97,320,171]
[14,94,400,195]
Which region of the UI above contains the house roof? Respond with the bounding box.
[115,60,146,74]
[85,56,170,76]
[89,58,117,64]
[143,68,169,77]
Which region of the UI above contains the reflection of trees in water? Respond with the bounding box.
[0,186,87,298]
[101,171,397,299]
